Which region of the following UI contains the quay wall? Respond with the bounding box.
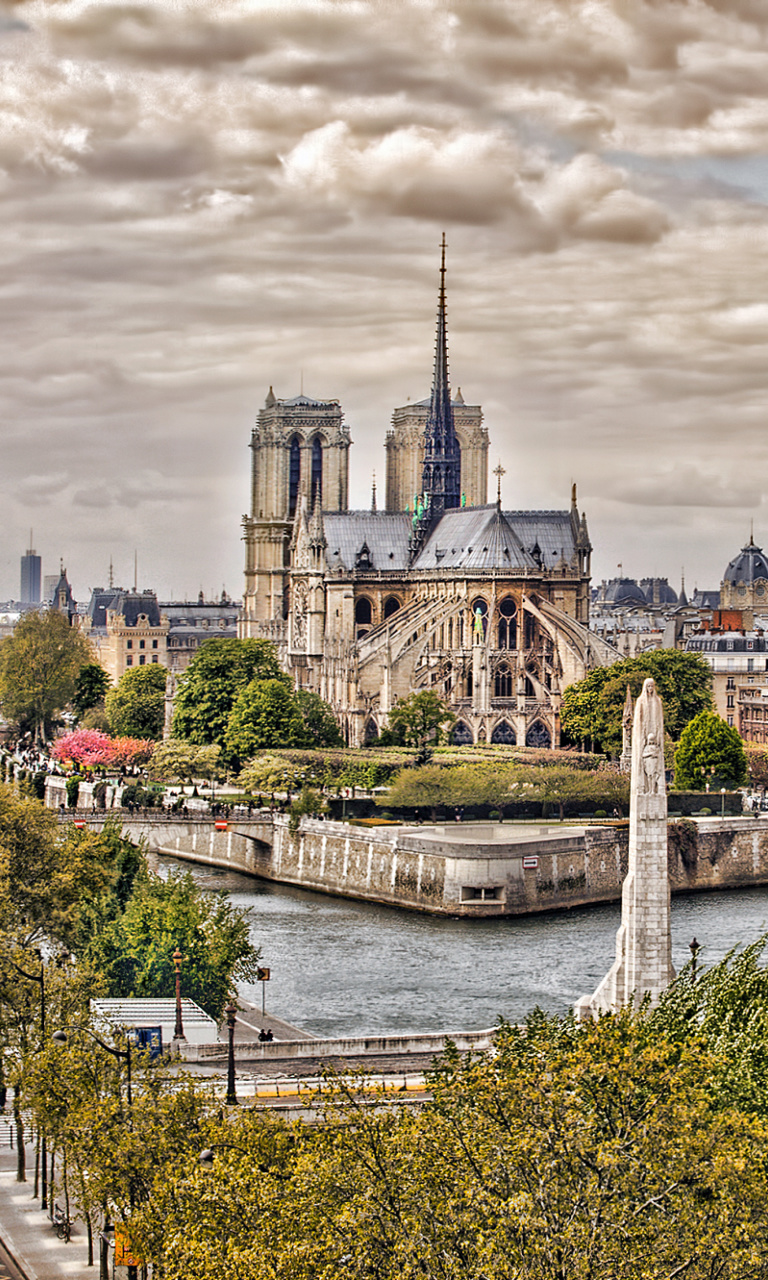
[123,813,768,917]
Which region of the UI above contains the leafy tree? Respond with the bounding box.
[72,663,110,720]
[561,649,714,754]
[172,638,284,748]
[294,689,343,747]
[0,611,92,742]
[80,864,260,1019]
[288,787,327,833]
[225,678,308,765]
[106,665,166,739]
[237,754,308,796]
[674,710,748,790]
[745,744,768,789]
[149,740,222,785]
[385,690,456,748]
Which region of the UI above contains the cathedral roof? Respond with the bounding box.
[324,513,411,571]
[413,505,536,571]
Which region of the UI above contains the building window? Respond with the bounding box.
[311,434,323,507]
[288,434,301,518]
[494,664,514,699]
[726,677,735,689]
[139,640,145,650]
[497,597,517,649]
[126,656,133,666]
[727,695,734,709]
[471,597,488,639]
[127,639,132,650]
[728,714,734,726]
[748,658,754,671]
[384,596,401,620]
[139,655,146,665]
[151,655,158,663]
[152,639,158,649]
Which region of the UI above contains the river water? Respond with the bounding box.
[157,855,768,1039]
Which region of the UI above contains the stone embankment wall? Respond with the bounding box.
[184,1027,494,1063]
[142,814,768,918]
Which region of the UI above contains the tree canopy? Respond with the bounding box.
[561,649,714,754]
[106,664,167,739]
[172,638,284,747]
[225,678,308,765]
[0,611,92,742]
[149,740,222,784]
[384,690,456,748]
[673,710,748,790]
[72,662,110,720]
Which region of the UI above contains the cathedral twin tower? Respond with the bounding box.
[241,242,602,749]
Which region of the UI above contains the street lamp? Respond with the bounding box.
[689,936,701,980]
[225,1001,237,1107]
[721,787,726,819]
[172,947,186,1045]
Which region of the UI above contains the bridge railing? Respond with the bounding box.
[57,809,274,825]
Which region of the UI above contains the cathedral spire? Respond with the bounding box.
[420,233,461,516]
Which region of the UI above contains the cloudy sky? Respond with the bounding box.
[2,0,768,603]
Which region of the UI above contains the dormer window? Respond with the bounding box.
[355,541,372,571]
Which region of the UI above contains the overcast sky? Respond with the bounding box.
[2,0,768,603]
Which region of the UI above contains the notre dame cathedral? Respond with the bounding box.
[240,240,617,747]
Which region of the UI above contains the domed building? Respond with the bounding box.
[598,578,648,609]
[720,535,768,611]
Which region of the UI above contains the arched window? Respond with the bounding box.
[471,597,488,639]
[526,720,551,749]
[491,720,517,745]
[384,596,401,619]
[497,597,517,649]
[494,663,513,698]
[311,435,323,507]
[288,436,301,518]
[452,720,473,745]
[355,598,373,626]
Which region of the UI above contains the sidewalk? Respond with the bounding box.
[0,1149,93,1280]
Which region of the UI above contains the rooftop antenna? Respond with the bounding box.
[109,557,114,589]
[371,470,377,513]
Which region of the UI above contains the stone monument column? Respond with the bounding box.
[575,677,675,1017]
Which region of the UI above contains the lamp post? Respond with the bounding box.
[721,787,727,819]
[225,1002,237,1106]
[173,947,186,1044]
[52,1025,133,1280]
[689,936,701,980]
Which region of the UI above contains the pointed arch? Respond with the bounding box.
[526,720,551,749]
[491,720,516,745]
[289,435,301,518]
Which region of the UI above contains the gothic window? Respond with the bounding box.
[355,597,373,639]
[452,720,473,745]
[526,720,551,749]
[491,720,516,745]
[289,435,301,518]
[497,597,517,649]
[384,596,401,619]
[524,612,536,648]
[311,435,323,507]
[471,597,488,639]
[363,718,379,744]
[494,663,513,698]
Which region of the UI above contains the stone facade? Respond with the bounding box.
[240,250,618,746]
[80,589,169,683]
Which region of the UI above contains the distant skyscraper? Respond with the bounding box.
[43,574,59,605]
[20,534,41,604]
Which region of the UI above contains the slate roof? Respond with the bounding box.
[723,540,768,585]
[324,512,411,571]
[414,505,535,570]
[321,506,578,574]
[86,590,162,630]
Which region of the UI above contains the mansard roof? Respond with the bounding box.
[723,537,768,585]
[413,505,535,571]
[87,589,162,630]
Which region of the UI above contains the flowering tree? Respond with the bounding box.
[52,729,113,770]
[52,731,155,771]
[109,738,155,768]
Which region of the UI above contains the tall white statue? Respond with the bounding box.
[576,677,675,1017]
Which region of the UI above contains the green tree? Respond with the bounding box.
[674,710,747,790]
[386,691,456,749]
[0,611,91,742]
[561,649,713,754]
[294,689,343,747]
[106,665,167,739]
[72,662,110,720]
[81,864,260,1019]
[172,639,284,748]
[225,678,308,765]
[237,754,308,796]
[149,741,222,785]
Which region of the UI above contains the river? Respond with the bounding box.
[156,855,768,1039]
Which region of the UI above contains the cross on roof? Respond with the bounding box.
[493,461,506,505]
